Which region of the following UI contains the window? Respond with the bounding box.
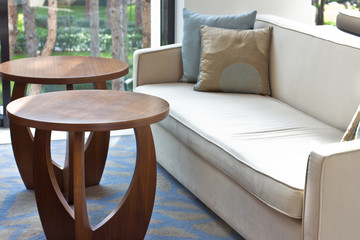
[1,0,155,127]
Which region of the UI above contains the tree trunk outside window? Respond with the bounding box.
[135,0,142,27]
[85,0,90,18]
[106,0,112,28]
[41,0,57,57]
[90,0,100,57]
[313,0,325,25]
[22,0,41,95]
[111,0,128,91]
[8,0,17,60]
[142,0,150,48]
[22,0,38,57]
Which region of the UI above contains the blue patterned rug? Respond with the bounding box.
[0,134,244,239]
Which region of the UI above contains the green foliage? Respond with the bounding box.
[75,18,107,28]
[15,3,142,54]
[325,0,357,3]
[14,35,27,54]
[56,27,87,51]
[55,26,116,52]
[35,15,48,28]
[57,15,76,27]
[127,27,143,53]
[36,27,48,50]
[11,4,141,93]
[127,4,137,23]
[17,13,24,32]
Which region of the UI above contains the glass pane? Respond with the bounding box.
[7,0,151,92]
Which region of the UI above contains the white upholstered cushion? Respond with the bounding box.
[136,83,344,218]
[255,15,360,132]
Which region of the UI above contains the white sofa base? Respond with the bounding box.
[152,123,302,240]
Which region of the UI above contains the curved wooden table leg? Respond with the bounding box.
[73,132,93,239]
[10,82,63,189]
[10,83,64,189]
[10,81,108,190]
[93,125,157,239]
[10,121,35,189]
[33,129,75,240]
[84,131,110,187]
[64,132,75,204]
[83,80,110,187]
[10,82,35,189]
[34,126,156,240]
[63,130,110,204]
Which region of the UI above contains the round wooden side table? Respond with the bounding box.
[7,90,169,240]
[0,56,128,191]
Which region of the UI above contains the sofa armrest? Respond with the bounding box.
[303,140,360,240]
[133,43,183,87]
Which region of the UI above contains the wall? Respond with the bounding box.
[151,0,315,47]
[151,1,161,47]
[174,0,315,43]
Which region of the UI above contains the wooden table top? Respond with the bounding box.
[0,56,129,84]
[7,90,169,132]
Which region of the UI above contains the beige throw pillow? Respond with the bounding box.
[194,26,272,95]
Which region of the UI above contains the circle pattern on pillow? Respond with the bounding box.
[194,26,272,95]
[220,63,262,93]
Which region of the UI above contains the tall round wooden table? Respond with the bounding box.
[7,90,169,240]
[0,56,128,192]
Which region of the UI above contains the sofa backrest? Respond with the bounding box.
[255,15,360,131]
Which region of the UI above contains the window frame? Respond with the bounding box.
[0,0,175,127]
[0,0,10,127]
[160,0,175,45]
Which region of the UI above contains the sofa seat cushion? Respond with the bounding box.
[135,83,344,218]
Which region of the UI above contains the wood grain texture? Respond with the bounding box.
[3,56,127,190]
[93,126,157,239]
[84,131,110,187]
[9,122,34,188]
[72,132,93,240]
[7,90,170,132]
[9,82,36,188]
[0,56,129,84]
[14,90,169,239]
[63,132,75,203]
[33,129,75,240]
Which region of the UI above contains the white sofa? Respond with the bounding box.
[134,15,360,240]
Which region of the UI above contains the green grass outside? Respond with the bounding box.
[35,4,136,23]
[12,51,112,60]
